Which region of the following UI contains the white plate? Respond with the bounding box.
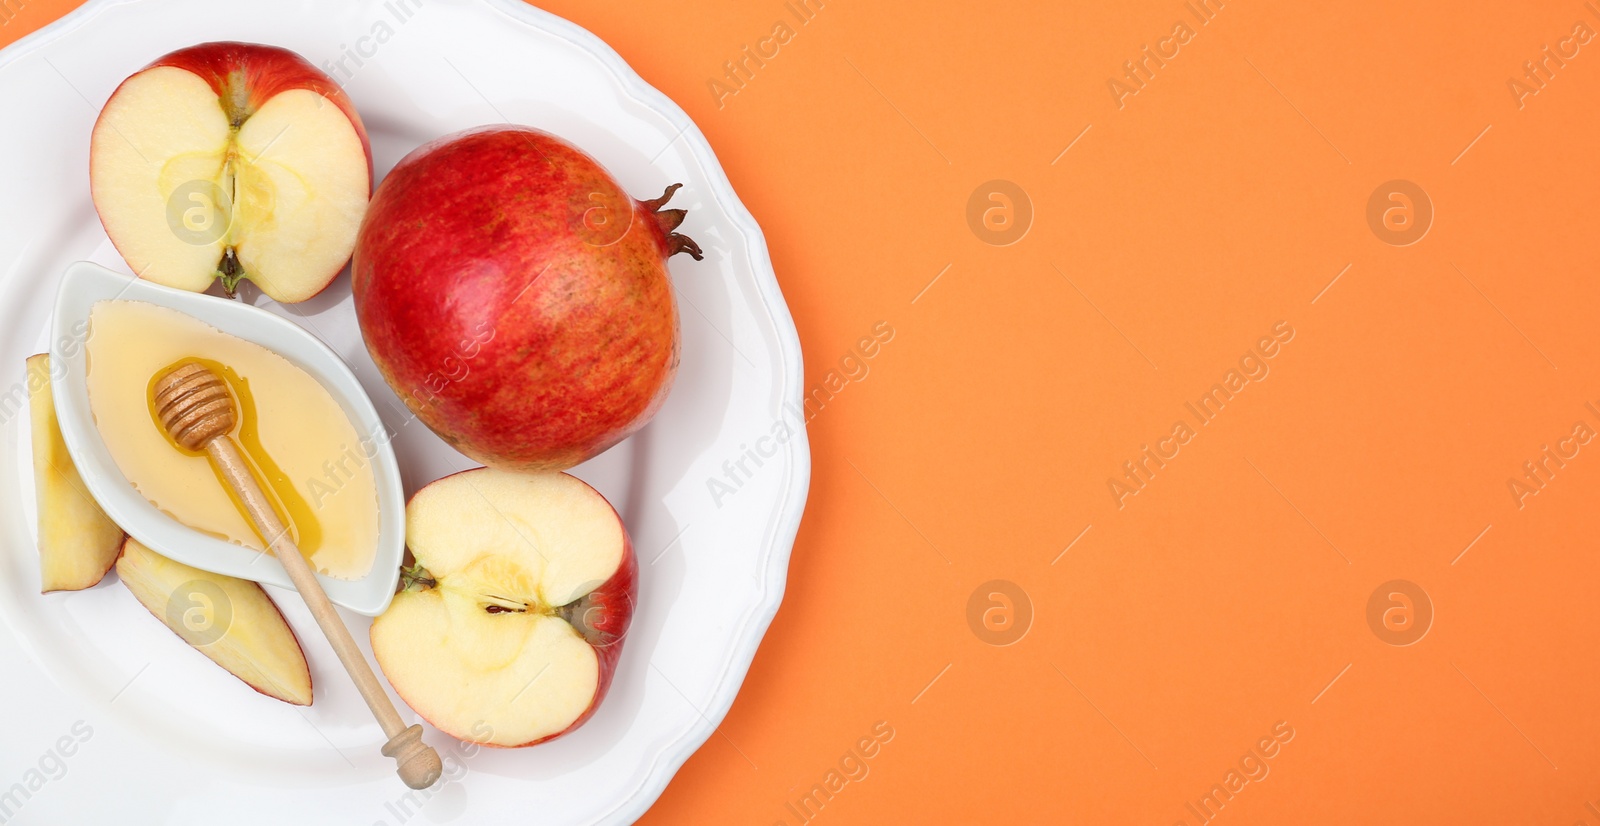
[0,1,809,824]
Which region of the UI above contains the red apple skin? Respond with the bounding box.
[385,469,638,747]
[90,42,373,303]
[353,126,697,472]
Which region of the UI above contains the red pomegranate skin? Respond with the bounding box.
[353,126,700,471]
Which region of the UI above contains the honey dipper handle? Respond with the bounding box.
[204,437,442,790]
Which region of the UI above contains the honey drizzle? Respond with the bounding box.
[145,357,323,557]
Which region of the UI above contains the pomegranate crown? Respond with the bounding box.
[641,184,703,261]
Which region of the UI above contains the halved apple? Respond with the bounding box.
[116,537,313,706]
[27,354,124,592]
[371,469,636,747]
[90,41,372,302]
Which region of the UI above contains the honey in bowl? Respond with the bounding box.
[85,299,378,580]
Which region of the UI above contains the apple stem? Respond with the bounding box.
[222,69,257,127]
[640,184,704,261]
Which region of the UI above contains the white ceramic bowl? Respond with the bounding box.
[49,261,407,615]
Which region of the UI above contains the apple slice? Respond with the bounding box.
[27,354,124,592]
[90,41,372,302]
[371,469,636,747]
[116,537,313,706]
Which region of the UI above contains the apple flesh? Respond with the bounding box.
[370,469,636,747]
[353,126,701,472]
[116,537,313,706]
[90,41,372,302]
[28,354,124,592]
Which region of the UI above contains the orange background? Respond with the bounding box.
[9,0,1600,822]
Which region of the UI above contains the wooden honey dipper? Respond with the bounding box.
[153,361,442,790]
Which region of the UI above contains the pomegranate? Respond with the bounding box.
[353,126,701,471]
